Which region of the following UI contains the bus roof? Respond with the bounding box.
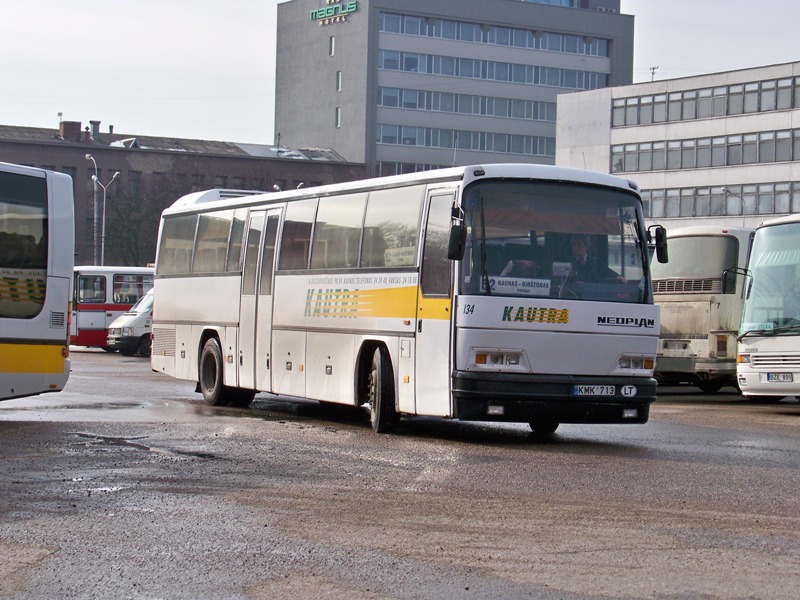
[753,212,800,230]
[74,265,154,273]
[665,225,754,238]
[160,163,641,218]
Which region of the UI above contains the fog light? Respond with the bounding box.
[487,405,504,415]
[622,408,638,419]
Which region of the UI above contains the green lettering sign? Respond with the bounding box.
[310,1,358,25]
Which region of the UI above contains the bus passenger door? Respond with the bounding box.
[255,211,280,392]
[415,192,455,417]
[238,209,280,392]
[238,212,264,390]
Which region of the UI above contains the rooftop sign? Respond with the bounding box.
[310,1,358,26]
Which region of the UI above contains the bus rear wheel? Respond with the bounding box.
[368,347,398,433]
[199,338,229,406]
[529,419,559,435]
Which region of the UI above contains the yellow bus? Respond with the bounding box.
[0,162,74,400]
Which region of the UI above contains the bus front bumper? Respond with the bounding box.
[452,371,656,424]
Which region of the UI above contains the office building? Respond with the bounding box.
[556,61,800,229]
[276,0,634,176]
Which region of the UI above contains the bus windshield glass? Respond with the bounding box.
[651,235,738,280]
[459,180,646,303]
[741,221,800,333]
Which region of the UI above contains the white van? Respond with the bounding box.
[106,289,153,357]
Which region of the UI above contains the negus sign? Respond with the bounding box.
[310,1,359,25]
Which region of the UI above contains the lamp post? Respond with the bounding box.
[93,171,120,266]
[85,154,99,265]
[722,187,747,228]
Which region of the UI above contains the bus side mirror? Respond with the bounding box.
[448,223,466,260]
[722,269,736,294]
[653,226,668,263]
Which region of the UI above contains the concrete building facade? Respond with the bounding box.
[276,0,634,177]
[556,61,800,229]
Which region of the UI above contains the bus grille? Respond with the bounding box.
[152,327,176,357]
[751,353,800,368]
[50,311,66,329]
[653,278,721,294]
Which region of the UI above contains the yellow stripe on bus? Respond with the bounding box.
[303,285,452,320]
[0,342,66,374]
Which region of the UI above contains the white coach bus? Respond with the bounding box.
[650,226,753,393]
[737,213,800,401]
[151,164,667,433]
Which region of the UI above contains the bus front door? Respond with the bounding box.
[415,192,455,417]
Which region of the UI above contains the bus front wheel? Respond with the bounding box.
[368,347,398,433]
[199,338,228,406]
[529,419,559,435]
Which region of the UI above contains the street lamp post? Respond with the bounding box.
[92,171,120,266]
[722,187,747,228]
[85,154,99,265]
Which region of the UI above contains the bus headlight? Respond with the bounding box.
[737,354,750,364]
[618,356,655,371]
[472,349,528,371]
[122,327,135,336]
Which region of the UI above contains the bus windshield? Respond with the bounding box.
[651,236,738,281]
[741,221,800,333]
[459,180,646,303]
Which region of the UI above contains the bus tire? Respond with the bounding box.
[697,379,724,393]
[229,388,256,407]
[368,347,398,433]
[199,338,229,406]
[138,336,152,358]
[529,419,559,435]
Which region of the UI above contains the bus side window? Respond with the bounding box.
[421,194,453,296]
[79,275,105,303]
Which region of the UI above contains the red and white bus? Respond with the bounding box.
[70,266,153,350]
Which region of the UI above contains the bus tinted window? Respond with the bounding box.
[78,275,106,303]
[113,274,153,304]
[278,198,317,270]
[361,185,423,267]
[0,171,48,318]
[193,210,233,273]
[421,194,452,296]
[157,215,197,275]
[226,209,248,272]
[311,193,366,269]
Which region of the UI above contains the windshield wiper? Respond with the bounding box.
[738,323,800,341]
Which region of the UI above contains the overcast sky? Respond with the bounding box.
[2,0,799,145]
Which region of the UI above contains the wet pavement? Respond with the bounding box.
[0,349,798,599]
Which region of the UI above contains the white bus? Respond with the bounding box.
[737,213,800,401]
[0,162,74,400]
[152,164,667,433]
[650,226,753,393]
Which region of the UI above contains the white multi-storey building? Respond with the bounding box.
[557,61,800,229]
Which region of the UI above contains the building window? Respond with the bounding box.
[329,36,335,56]
[336,71,342,92]
[335,107,341,128]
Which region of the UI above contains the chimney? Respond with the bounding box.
[109,124,114,135]
[89,120,101,139]
[59,120,81,142]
